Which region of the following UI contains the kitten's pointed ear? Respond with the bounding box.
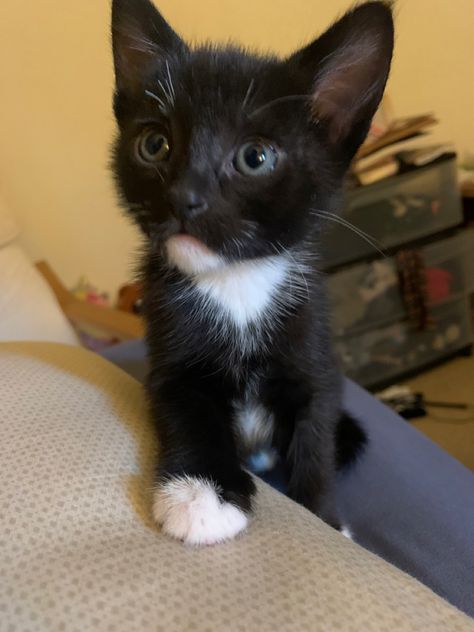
[111,0,185,95]
[288,1,394,152]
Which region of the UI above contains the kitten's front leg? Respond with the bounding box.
[285,396,341,531]
[148,372,255,546]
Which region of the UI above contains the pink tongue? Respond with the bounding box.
[172,234,207,249]
[166,234,223,275]
[168,233,214,256]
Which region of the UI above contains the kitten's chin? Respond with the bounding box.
[165,234,224,276]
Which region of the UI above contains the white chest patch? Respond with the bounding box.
[165,235,310,361]
[165,235,291,327]
[193,256,290,328]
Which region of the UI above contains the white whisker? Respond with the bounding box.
[311,208,386,257]
[157,79,173,107]
[250,94,310,118]
[276,242,310,303]
[242,78,255,111]
[145,90,167,111]
[165,60,176,101]
[154,166,165,183]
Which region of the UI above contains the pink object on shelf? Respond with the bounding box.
[70,276,116,350]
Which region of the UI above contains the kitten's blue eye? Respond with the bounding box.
[136,129,170,164]
[234,141,277,176]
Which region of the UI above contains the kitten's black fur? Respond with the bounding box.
[111,0,393,530]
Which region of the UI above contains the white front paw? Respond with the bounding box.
[153,476,248,546]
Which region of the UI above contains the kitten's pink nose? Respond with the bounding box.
[169,188,209,221]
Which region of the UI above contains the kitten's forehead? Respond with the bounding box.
[170,47,283,119]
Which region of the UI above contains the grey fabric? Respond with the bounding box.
[101,339,149,383]
[337,379,474,618]
[101,340,474,618]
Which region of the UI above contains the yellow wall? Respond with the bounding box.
[1,0,473,296]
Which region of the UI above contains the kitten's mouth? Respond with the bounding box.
[165,233,225,277]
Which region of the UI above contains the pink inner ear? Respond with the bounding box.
[311,39,385,144]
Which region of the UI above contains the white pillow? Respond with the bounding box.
[0,243,80,345]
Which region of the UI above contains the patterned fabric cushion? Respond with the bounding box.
[0,342,471,631]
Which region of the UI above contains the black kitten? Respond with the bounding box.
[111,0,393,545]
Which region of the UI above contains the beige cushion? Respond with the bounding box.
[0,342,471,631]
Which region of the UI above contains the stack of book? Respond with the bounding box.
[351,113,455,187]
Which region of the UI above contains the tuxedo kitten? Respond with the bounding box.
[111,0,393,545]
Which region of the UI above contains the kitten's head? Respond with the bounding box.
[111,0,393,276]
